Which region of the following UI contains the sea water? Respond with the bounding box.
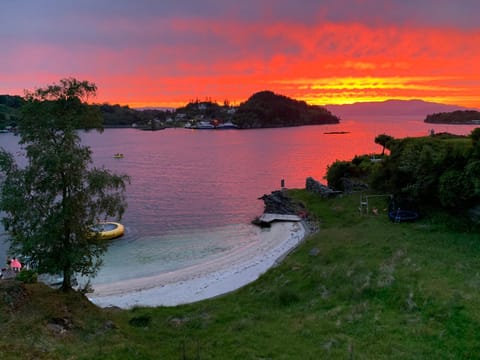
[91,223,262,285]
[0,117,477,284]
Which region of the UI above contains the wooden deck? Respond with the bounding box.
[258,213,302,223]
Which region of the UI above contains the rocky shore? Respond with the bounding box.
[253,177,338,232]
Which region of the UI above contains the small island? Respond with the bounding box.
[424,110,480,124]
[232,90,339,128]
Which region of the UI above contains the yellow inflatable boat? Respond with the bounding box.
[91,221,125,240]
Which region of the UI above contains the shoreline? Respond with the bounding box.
[87,221,306,308]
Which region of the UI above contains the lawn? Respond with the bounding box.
[1,190,480,359]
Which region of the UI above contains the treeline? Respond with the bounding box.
[232,91,339,128]
[0,95,174,129]
[425,110,480,124]
[94,104,173,127]
[176,100,233,122]
[1,90,340,130]
[0,95,24,128]
[326,129,480,221]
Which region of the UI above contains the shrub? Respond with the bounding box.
[326,161,355,190]
[16,269,38,284]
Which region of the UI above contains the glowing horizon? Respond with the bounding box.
[1,1,480,110]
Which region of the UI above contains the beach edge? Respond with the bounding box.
[87,221,307,309]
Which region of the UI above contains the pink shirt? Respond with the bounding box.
[10,259,21,270]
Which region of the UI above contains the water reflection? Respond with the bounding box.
[0,118,477,276]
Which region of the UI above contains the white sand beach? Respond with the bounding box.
[87,221,306,308]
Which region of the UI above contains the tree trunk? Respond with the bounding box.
[61,266,72,291]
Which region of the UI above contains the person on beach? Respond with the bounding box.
[10,257,22,272]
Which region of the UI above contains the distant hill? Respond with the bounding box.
[325,99,474,118]
[233,91,339,128]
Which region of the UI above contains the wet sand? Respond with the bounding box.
[87,221,305,308]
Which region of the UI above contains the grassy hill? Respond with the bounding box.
[1,190,480,359]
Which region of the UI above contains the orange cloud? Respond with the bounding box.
[2,14,480,109]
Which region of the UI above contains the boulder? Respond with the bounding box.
[305,177,339,197]
[258,190,303,215]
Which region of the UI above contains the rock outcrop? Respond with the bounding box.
[258,190,305,215]
[253,190,306,227]
[305,177,339,197]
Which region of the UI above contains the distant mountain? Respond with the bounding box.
[325,99,475,118]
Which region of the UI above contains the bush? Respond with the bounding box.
[16,269,38,284]
[326,157,375,191]
[471,128,480,145]
[326,161,355,190]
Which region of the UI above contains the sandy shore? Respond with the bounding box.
[87,221,306,308]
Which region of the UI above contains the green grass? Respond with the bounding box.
[2,190,480,359]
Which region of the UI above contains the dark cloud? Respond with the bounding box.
[3,0,480,30]
[1,0,479,107]
[2,1,479,53]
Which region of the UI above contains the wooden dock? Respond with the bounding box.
[258,213,302,224]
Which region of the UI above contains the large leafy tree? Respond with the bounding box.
[0,78,129,291]
[374,134,394,155]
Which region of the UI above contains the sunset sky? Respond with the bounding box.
[1,0,480,109]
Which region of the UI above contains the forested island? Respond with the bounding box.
[232,91,339,128]
[0,91,339,131]
[425,110,480,124]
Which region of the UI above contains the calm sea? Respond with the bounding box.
[0,117,477,284]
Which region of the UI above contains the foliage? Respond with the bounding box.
[374,133,394,155]
[471,127,480,146]
[425,110,480,124]
[367,134,479,215]
[97,103,144,126]
[96,103,173,127]
[326,161,355,190]
[328,131,480,217]
[0,95,24,129]
[326,155,379,191]
[0,94,25,108]
[16,269,38,284]
[176,99,231,121]
[0,78,129,291]
[0,94,174,129]
[233,90,339,128]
